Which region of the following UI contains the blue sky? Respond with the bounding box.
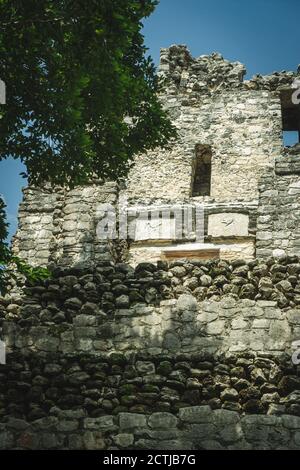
[1,0,300,241]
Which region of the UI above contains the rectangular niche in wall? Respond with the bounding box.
[192,144,212,197]
[280,89,300,146]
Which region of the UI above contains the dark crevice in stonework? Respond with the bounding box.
[192,145,212,197]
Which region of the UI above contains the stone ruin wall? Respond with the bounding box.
[12,46,300,268]
[12,181,118,268]
[2,46,300,450]
[1,256,300,449]
[124,48,283,204]
[257,146,300,259]
[123,46,284,265]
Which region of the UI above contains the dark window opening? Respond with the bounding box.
[192,144,212,197]
[280,90,300,146]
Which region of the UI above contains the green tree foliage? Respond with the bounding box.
[0,0,175,185]
[0,1,176,294]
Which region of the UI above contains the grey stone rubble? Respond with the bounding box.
[1,348,300,424]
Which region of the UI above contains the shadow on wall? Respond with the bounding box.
[113,295,220,355]
[112,292,294,358]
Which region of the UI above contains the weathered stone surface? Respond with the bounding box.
[179,406,212,423]
[148,413,178,430]
[0,404,300,450]
[208,213,249,238]
[113,433,134,448]
[83,431,106,450]
[84,416,116,432]
[119,413,147,431]
[176,294,198,312]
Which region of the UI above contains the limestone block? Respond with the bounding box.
[179,405,212,424]
[176,294,198,312]
[119,413,147,430]
[231,318,248,330]
[113,433,134,448]
[84,416,116,431]
[136,361,156,375]
[148,413,178,430]
[208,213,249,237]
[83,431,105,450]
[206,320,225,335]
[134,214,176,241]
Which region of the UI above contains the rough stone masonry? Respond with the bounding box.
[1,256,300,449]
[1,46,300,450]
[12,45,300,267]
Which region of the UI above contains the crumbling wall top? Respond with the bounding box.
[158,44,300,95]
[158,44,246,92]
